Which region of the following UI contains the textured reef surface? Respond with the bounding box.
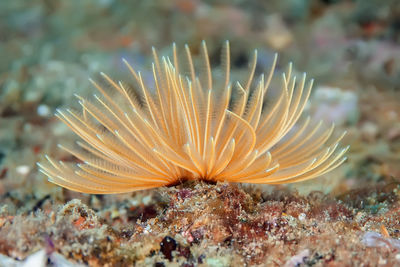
[0,182,399,266]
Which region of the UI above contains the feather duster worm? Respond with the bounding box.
[38,41,348,194]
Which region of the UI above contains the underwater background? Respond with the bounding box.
[0,0,399,266]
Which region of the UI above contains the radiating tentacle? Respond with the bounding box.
[38,42,348,194]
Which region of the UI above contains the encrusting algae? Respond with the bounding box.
[37,41,348,194]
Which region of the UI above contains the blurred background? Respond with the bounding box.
[0,0,399,210]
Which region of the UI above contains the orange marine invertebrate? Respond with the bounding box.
[38,41,348,194]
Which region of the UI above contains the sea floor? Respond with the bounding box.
[0,182,399,266]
